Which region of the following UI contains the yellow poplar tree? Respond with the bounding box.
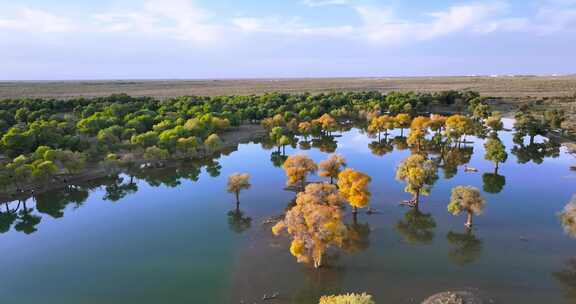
[227,173,251,207]
[313,114,337,136]
[319,154,346,184]
[395,113,412,137]
[337,168,372,214]
[447,186,486,228]
[272,183,347,268]
[283,154,318,190]
[396,154,438,209]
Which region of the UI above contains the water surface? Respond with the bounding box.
[0,123,575,303]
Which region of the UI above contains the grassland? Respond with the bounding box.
[1,76,576,99]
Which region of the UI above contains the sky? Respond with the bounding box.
[0,0,575,80]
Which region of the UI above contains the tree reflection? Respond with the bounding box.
[559,195,576,238]
[0,203,18,233]
[393,136,409,151]
[312,136,338,153]
[271,151,288,168]
[446,230,483,266]
[512,140,561,164]
[227,207,252,234]
[204,159,222,178]
[553,258,576,301]
[441,146,474,179]
[343,221,371,254]
[395,208,436,244]
[35,186,89,218]
[103,176,138,202]
[14,199,41,234]
[482,173,506,194]
[368,139,393,157]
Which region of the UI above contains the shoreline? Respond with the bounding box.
[0,124,267,203]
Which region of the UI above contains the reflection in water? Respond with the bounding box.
[14,199,41,234]
[395,208,436,244]
[0,204,17,233]
[368,139,394,157]
[312,136,338,154]
[227,208,252,234]
[553,258,576,301]
[343,220,371,254]
[446,230,483,266]
[36,186,90,218]
[442,146,474,179]
[293,260,346,304]
[271,151,288,168]
[392,136,409,151]
[512,140,561,164]
[103,176,138,202]
[559,195,576,238]
[482,173,506,194]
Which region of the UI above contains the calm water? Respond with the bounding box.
[1,120,575,304]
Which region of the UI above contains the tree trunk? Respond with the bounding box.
[414,191,420,210]
[235,191,240,206]
[353,206,358,215]
[401,128,404,137]
[330,176,334,184]
[465,211,473,228]
[494,162,499,175]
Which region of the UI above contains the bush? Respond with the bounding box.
[319,293,375,304]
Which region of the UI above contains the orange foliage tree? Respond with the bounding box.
[319,154,346,184]
[272,183,347,268]
[337,168,372,215]
[283,154,318,190]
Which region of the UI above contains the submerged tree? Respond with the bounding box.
[283,154,318,190]
[227,173,251,207]
[445,114,473,145]
[395,208,436,244]
[395,113,411,137]
[272,183,347,268]
[313,114,337,136]
[337,168,372,215]
[395,154,438,209]
[484,137,508,174]
[447,186,486,228]
[485,113,504,133]
[319,154,346,184]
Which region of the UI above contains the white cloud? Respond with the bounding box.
[93,0,222,43]
[1,0,575,46]
[354,2,521,44]
[300,0,351,7]
[534,0,576,33]
[0,7,73,33]
[232,16,353,36]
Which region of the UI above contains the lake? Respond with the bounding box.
[0,119,575,304]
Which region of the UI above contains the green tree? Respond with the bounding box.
[484,137,508,174]
[447,186,486,228]
[396,154,438,209]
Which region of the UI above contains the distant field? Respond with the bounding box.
[1,76,576,99]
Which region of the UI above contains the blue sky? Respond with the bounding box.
[1,0,575,80]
